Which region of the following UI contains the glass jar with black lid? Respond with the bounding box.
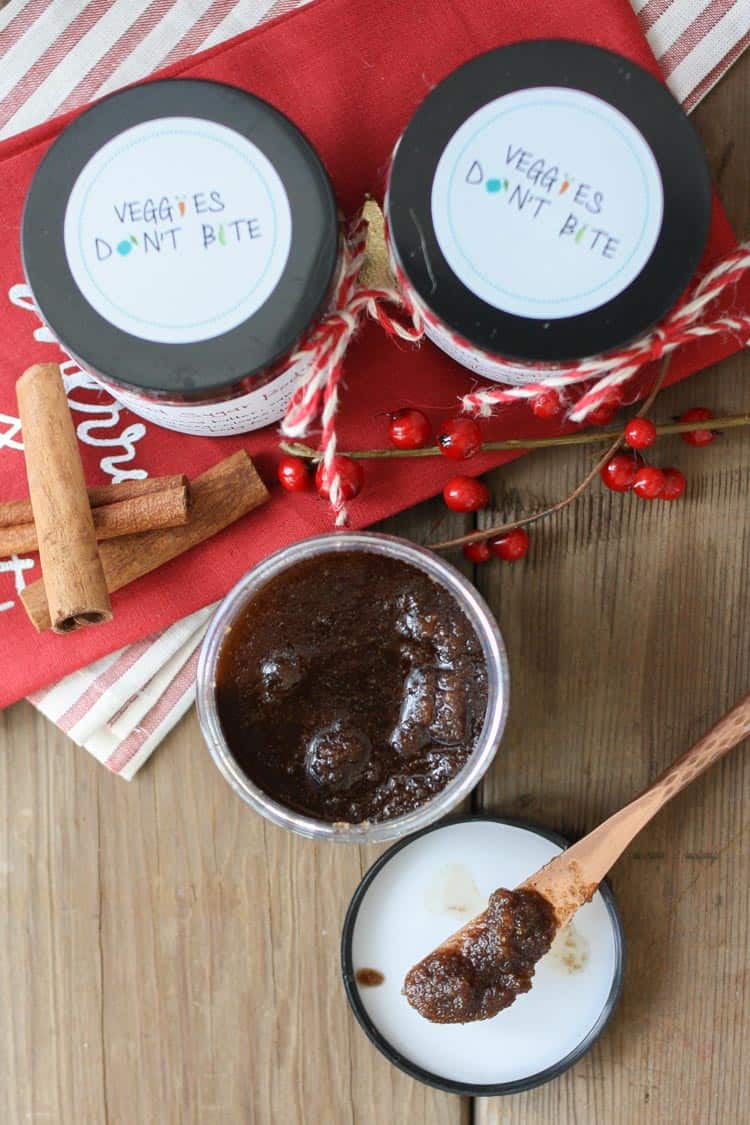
[22,79,339,435]
[386,40,712,385]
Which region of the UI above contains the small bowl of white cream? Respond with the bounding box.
[341,816,624,1094]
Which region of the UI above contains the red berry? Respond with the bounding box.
[531,389,562,420]
[660,467,686,501]
[463,540,491,564]
[489,528,529,562]
[600,453,639,492]
[679,407,716,446]
[632,465,665,500]
[443,475,490,513]
[624,417,657,450]
[586,401,618,426]
[315,456,364,502]
[387,408,432,450]
[437,417,483,460]
[277,455,312,492]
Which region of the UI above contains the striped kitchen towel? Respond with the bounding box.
[28,605,214,780]
[1,0,745,139]
[632,0,750,110]
[3,0,748,777]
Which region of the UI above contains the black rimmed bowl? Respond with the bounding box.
[342,816,624,1095]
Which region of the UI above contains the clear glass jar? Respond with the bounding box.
[196,531,510,843]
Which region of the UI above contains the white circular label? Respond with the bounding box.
[64,117,293,343]
[431,88,664,320]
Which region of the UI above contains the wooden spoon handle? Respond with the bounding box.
[525,692,750,923]
[648,692,750,806]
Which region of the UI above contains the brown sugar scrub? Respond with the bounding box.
[355,969,385,987]
[404,886,557,1024]
[214,551,488,824]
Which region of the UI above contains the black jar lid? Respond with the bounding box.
[388,40,712,363]
[22,79,338,399]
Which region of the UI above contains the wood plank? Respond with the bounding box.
[93,707,467,1124]
[0,703,107,1125]
[475,52,750,1125]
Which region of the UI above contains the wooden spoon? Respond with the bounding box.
[405,692,750,1022]
[523,690,750,925]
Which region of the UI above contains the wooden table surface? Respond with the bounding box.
[2,49,750,1125]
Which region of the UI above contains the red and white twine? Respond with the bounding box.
[280,208,422,524]
[461,242,750,422]
[281,206,750,524]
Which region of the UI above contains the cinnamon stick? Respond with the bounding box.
[21,450,268,633]
[0,482,191,557]
[0,473,188,527]
[16,364,112,633]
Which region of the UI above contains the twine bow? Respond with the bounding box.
[280,202,422,525]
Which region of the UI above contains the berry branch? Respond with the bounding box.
[430,359,674,552]
[277,359,736,564]
[279,411,750,463]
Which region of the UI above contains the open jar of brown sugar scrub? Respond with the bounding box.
[196,533,509,842]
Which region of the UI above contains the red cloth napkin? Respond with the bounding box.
[0,0,747,707]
